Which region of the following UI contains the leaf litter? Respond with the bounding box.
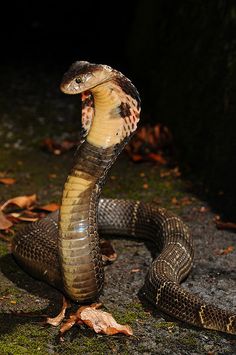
[56,303,133,339]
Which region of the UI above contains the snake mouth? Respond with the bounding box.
[60,78,113,95]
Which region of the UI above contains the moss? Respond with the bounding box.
[179,335,198,346]
[0,242,8,256]
[112,302,150,325]
[0,323,51,355]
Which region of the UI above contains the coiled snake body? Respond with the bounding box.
[12,61,236,334]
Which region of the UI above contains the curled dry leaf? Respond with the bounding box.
[47,297,70,326]
[79,305,133,336]
[1,194,37,212]
[0,210,13,230]
[219,246,234,255]
[125,123,173,164]
[215,220,236,231]
[10,212,39,222]
[42,138,78,155]
[0,177,16,185]
[60,303,133,337]
[147,153,167,164]
[37,203,60,212]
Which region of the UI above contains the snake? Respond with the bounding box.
[12,61,236,334]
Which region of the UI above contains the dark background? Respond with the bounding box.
[1,0,236,218]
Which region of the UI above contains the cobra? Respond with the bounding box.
[12,61,236,334]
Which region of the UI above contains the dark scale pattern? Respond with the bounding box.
[13,199,236,334]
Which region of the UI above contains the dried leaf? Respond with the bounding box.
[130,154,143,162]
[38,203,60,212]
[147,153,167,165]
[100,240,117,263]
[180,197,192,206]
[42,138,78,155]
[126,123,173,164]
[10,213,38,222]
[0,210,13,230]
[218,246,234,255]
[1,194,37,212]
[9,210,43,222]
[131,268,140,273]
[171,197,178,205]
[79,306,133,336]
[215,221,236,231]
[59,304,133,337]
[199,206,209,213]
[47,297,70,326]
[160,167,181,178]
[0,177,16,185]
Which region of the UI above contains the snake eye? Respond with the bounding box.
[75,77,83,84]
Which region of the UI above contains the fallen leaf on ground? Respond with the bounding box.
[0,210,13,230]
[180,197,192,206]
[171,196,192,207]
[131,268,140,273]
[171,197,178,205]
[9,212,39,222]
[125,123,173,164]
[160,167,181,178]
[215,221,236,231]
[60,303,133,337]
[1,194,37,212]
[0,177,16,185]
[217,246,234,255]
[38,203,60,212]
[47,297,70,326]
[100,240,117,263]
[147,153,167,164]
[42,138,78,155]
[199,206,209,213]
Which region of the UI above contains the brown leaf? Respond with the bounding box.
[0,210,13,230]
[47,297,70,326]
[147,153,167,164]
[38,203,60,212]
[9,212,39,222]
[199,206,209,213]
[180,197,192,206]
[215,221,236,231]
[171,197,178,205]
[79,306,133,336]
[42,138,78,155]
[0,177,16,185]
[131,268,140,273]
[1,194,37,212]
[218,246,234,255]
[130,154,143,162]
[100,240,117,263]
[59,304,133,337]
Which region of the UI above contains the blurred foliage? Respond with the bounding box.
[128,0,236,218]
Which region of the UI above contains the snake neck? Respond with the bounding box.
[59,77,140,302]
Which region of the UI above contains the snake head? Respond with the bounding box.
[60,61,114,94]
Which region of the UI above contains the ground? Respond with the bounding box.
[0,64,236,354]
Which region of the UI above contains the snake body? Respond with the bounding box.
[12,61,236,334]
